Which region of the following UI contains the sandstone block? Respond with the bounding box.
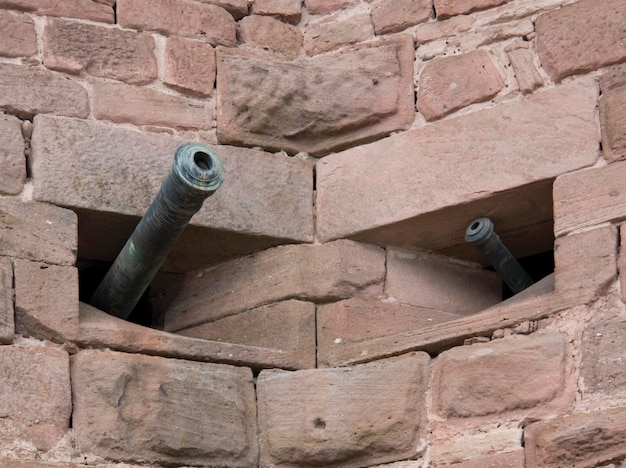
[238,15,303,59]
[434,0,506,19]
[117,0,236,46]
[30,115,314,269]
[432,332,570,417]
[72,349,258,466]
[93,81,210,130]
[178,300,316,369]
[415,15,474,43]
[304,0,358,15]
[252,0,301,23]
[0,198,77,266]
[164,36,216,97]
[0,112,26,195]
[43,18,157,86]
[505,41,544,94]
[203,0,248,18]
[581,295,626,395]
[0,257,13,344]
[0,345,71,451]
[524,407,626,467]
[371,0,431,35]
[439,450,525,468]
[385,248,501,315]
[0,0,114,22]
[316,78,599,248]
[600,66,626,162]
[163,239,385,331]
[554,225,617,295]
[417,49,504,121]
[216,35,414,155]
[0,10,37,58]
[0,63,89,119]
[257,353,430,467]
[536,0,626,82]
[317,297,459,368]
[304,12,374,56]
[429,430,523,467]
[14,260,78,343]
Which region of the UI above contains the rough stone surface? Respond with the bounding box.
[30,115,314,269]
[0,0,114,22]
[440,451,525,468]
[317,297,459,368]
[204,0,248,18]
[117,0,236,46]
[0,257,13,344]
[385,248,501,315]
[554,225,617,295]
[415,14,474,43]
[371,0,432,35]
[0,198,77,266]
[432,332,570,417]
[238,15,303,59]
[600,65,626,162]
[0,345,71,451]
[163,239,385,331]
[164,36,216,97]
[506,40,544,94]
[252,0,301,23]
[14,260,78,343]
[0,113,26,195]
[434,0,506,19]
[257,353,429,467]
[417,49,504,120]
[216,35,415,155]
[304,0,358,15]
[43,18,157,85]
[93,81,210,130]
[429,430,523,467]
[304,12,374,56]
[535,0,626,82]
[177,300,316,369]
[0,63,89,119]
[317,78,599,246]
[0,9,37,58]
[72,349,258,466]
[524,407,626,467]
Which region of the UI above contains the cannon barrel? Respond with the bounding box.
[465,217,534,294]
[89,142,225,319]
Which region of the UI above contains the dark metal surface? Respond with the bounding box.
[89,142,225,319]
[465,217,534,294]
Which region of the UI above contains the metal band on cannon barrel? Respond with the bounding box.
[89,142,225,319]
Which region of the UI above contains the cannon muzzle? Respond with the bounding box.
[89,142,225,319]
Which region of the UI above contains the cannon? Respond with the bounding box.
[89,142,225,319]
[465,217,534,294]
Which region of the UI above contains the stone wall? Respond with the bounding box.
[0,0,625,466]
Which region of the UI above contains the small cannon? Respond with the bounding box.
[90,142,225,319]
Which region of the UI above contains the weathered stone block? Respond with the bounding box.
[417,49,504,121]
[0,257,13,344]
[0,0,114,22]
[524,407,626,467]
[554,225,617,295]
[216,34,415,155]
[164,36,216,97]
[434,0,506,19]
[0,63,89,119]
[429,430,523,467]
[0,112,26,195]
[30,115,314,269]
[317,297,459,368]
[0,9,37,58]
[505,40,543,94]
[304,0,358,15]
[600,65,626,162]
[439,450,525,468]
[14,259,79,342]
[257,353,429,467]
[0,345,71,451]
[415,15,474,43]
[43,18,157,85]
[117,0,236,46]
[178,300,316,369]
[304,12,374,56]
[72,349,258,466]
[371,0,431,35]
[317,78,598,248]
[252,0,301,23]
[238,15,303,59]
[0,198,77,266]
[385,248,501,315]
[163,239,385,331]
[432,332,570,417]
[203,0,248,18]
[535,0,626,82]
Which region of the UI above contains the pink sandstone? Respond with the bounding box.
[304,12,374,56]
[0,112,26,195]
[434,0,507,19]
[238,15,303,59]
[0,257,13,344]
[304,0,358,15]
[371,0,431,35]
[0,0,114,22]
[0,9,37,58]
[164,36,216,97]
[252,0,301,23]
[599,65,626,162]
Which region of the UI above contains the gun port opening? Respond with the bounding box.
[495,249,554,300]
